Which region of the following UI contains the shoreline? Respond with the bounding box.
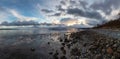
[0,29,119,59]
[50,29,120,59]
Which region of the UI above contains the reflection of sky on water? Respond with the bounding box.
[0,28,65,46]
[0,28,78,59]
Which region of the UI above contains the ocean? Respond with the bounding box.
[0,26,79,59]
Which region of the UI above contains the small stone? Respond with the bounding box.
[67,44,71,48]
[94,54,103,59]
[53,51,59,59]
[30,48,35,52]
[60,56,67,59]
[64,38,69,43]
[117,47,120,52]
[60,47,64,51]
[106,44,109,47]
[49,52,53,55]
[102,48,106,53]
[62,50,66,55]
[59,39,63,42]
[111,56,115,59]
[113,52,119,57]
[113,44,118,47]
[48,42,50,45]
[106,47,113,54]
[70,47,81,56]
[61,43,65,46]
[89,45,97,50]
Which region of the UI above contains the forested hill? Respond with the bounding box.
[94,14,120,29]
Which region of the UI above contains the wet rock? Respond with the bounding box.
[49,52,53,55]
[66,44,71,49]
[94,54,103,59]
[30,48,35,52]
[111,56,115,59]
[59,38,63,42]
[64,38,70,43]
[71,40,77,44]
[83,43,87,47]
[70,47,81,56]
[101,48,106,54]
[117,47,120,52]
[61,43,65,46]
[106,47,113,54]
[89,45,98,52]
[60,56,67,59]
[62,50,66,55]
[60,47,66,55]
[60,47,64,51]
[113,51,120,59]
[48,42,50,45]
[53,51,59,59]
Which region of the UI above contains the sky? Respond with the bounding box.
[0,0,120,27]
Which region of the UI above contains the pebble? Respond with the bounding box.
[60,56,67,59]
[106,47,113,54]
[51,30,120,59]
[94,54,103,59]
[30,48,35,52]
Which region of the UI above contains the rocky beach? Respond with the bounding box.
[0,28,120,59]
[0,0,120,59]
[49,29,120,59]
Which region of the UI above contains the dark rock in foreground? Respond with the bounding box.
[52,30,120,59]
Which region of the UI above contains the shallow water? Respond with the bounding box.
[0,28,78,59]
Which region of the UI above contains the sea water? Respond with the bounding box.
[0,26,78,59]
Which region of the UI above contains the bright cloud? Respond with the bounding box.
[9,9,39,21]
[0,0,120,27]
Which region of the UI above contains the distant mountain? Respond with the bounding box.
[0,20,39,26]
[94,18,120,29]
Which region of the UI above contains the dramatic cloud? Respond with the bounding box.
[41,9,53,13]
[9,9,39,21]
[51,13,61,16]
[60,17,94,28]
[67,8,103,19]
[0,0,120,27]
[70,0,76,4]
[0,7,40,24]
[60,0,66,5]
[90,0,120,14]
[79,0,88,9]
[0,7,13,23]
[56,5,65,11]
[60,18,79,26]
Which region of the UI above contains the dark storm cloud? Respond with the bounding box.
[90,0,120,14]
[70,0,76,4]
[67,8,103,19]
[56,5,65,11]
[60,18,72,22]
[60,0,66,5]
[60,0,76,5]
[53,13,61,16]
[41,9,53,13]
[79,0,88,9]
[50,13,61,16]
[67,8,83,15]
